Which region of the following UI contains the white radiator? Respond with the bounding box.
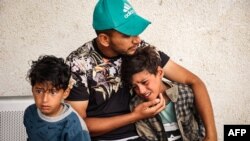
[0,96,33,141]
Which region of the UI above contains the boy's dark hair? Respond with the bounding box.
[27,55,71,90]
[121,45,161,86]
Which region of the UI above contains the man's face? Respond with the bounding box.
[131,69,163,101]
[108,30,141,56]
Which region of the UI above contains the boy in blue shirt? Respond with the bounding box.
[24,55,91,141]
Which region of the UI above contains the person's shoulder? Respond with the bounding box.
[24,104,38,122]
[62,107,91,140]
[24,104,36,113]
[67,40,95,60]
[63,103,83,122]
[65,104,89,130]
[173,82,194,99]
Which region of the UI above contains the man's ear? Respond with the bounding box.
[97,33,110,47]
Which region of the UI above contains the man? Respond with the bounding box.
[65,0,217,140]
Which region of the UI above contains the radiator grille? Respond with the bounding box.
[0,97,33,141]
[0,111,27,141]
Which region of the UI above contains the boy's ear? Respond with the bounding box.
[157,66,164,78]
[63,87,71,99]
[97,33,110,47]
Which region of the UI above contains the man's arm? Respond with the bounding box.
[65,100,88,118]
[67,94,165,137]
[163,59,217,141]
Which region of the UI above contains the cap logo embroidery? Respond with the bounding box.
[123,3,131,12]
[123,2,134,18]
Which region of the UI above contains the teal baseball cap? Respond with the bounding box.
[93,0,151,36]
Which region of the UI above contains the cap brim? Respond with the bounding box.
[114,14,151,36]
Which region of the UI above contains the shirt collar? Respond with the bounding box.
[162,78,179,103]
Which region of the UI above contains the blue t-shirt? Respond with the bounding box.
[23,103,90,141]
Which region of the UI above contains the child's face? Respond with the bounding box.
[32,82,69,117]
[131,68,164,101]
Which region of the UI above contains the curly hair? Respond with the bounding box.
[27,55,71,90]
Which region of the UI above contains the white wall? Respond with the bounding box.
[0,0,249,140]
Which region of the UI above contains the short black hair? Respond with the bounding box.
[27,55,71,90]
[121,45,161,86]
[95,29,115,36]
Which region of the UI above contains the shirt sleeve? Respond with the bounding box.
[66,80,89,101]
[65,54,89,101]
[158,51,170,68]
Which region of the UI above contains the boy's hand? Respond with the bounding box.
[132,93,166,120]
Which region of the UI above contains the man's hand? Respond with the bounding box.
[132,93,166,120]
